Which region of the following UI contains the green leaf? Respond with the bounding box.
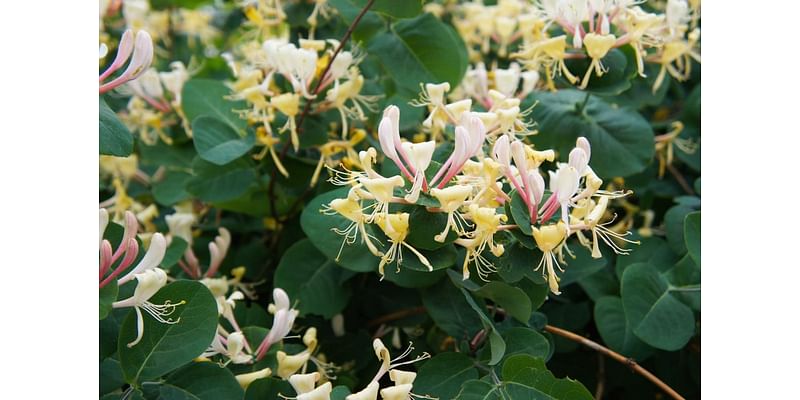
[160,362,244,400]
[328,0,385,43]
[162,237,189,270]
[100,98,133,156]
[101,308,127,361]
[355,0,422,18]
[664,204,696,255]
[331,386,352,400]
[684,211,701,266]
[501,327,551,361]
[664,255,701,311]
[594,296,654,360]
[119,280,219,384]
[421,279,482,339]
[275,239,352,318]
[615,236,677,279]
[474,282,532,324]
[153,171,193,206]
[458,285,506,365]
[193,116,255,165]
[414,352,479,399]
[455,380,497,400]
[528,90,655,178]
[405,205,458,250]
[621,263,695,351]
[558,244,607,287]
[244,377,293,400]
[100,280,118,320]
[186,161,258,203]
[100,358,126,395]
[383,266,447,288]
[182,79,247,130]
[368,13,468,97]
[501,355,594,400]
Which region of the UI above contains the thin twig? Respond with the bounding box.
[666,163,696,196]
[286,0,377,158]
[366,306,426,328]
[595,353,606,400]
[266,0,376,220]
[544,325,686,400]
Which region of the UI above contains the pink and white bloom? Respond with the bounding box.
[99,29,154,94]
[255,288,299,361]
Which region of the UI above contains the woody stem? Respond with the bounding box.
[543,325,686,400]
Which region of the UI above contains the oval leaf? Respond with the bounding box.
[528,90,655,177]
[275,239,352,318]
[193,116,255,166]
[119,280,219,384]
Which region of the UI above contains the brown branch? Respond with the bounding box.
[544,325,686,400]
[266,0,376,220]
[666,163,696,196]
[366,306,427,328]
[595,353,605,400]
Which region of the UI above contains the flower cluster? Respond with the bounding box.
[225,35,376,177]
[344,339,432,400]
[448,0,701,91]
[324,83,638,294]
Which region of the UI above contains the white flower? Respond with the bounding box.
[117,233,167,285]
[112,268,184,347]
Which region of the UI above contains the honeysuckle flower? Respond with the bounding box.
[411,83,450,130]
[325,67,380,139]
[539,164,580,228]
[255,288,299,361]
[430,184,473,242]
[99,29,154,94]
[112,268,185,347]
[348,339,430,400]
[271,92,301,151]
[235,367,272,389]
[494,63,522,97]
[399,140,435,203]
[654,121,697,178]
[165,205,196,244]
[531,222,568,295]
[374,213,432,277]
[359,175,405,223]
[125,67,171,113]
[202,330,252,365]
[277,351,311,379]
[254,126,290,177]
[322,189,383,260]
[205,227,232,278]
[310,128,366,186]
[513,35,578,89]
[172,8,219,47]
[378,105,417,182]
[116,232,167,285]
[159,61,191,106]
[277,43,318,99]
[345,381,379,400]
[579,33,617,89]
[286,377,332,400]
[616,7,663,77]
[579,195,640,258]
[651,28,700,93]
[455,204,507,280]
[430,115,487,190]
[380,384,414,400]
[306,0,333,38]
